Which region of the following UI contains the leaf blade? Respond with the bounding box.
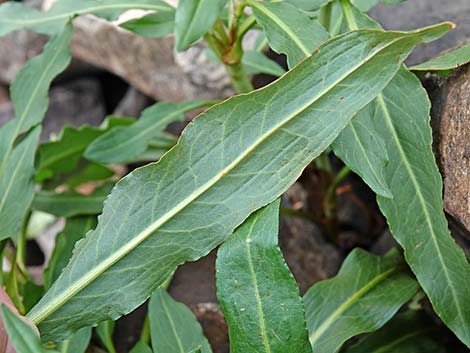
[410,43,470,71]
[216,200,311,353]
[27,25,449,341]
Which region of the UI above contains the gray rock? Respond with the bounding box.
[370,0,470,65]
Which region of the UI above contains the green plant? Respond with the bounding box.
[0,0,469,352]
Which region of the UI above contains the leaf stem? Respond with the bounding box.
[340,0,359,30]
[324,165,351,220]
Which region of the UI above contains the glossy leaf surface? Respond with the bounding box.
[174,0,227,51]
[346,312,444,353]
[216,201,311,353]
[149,289,212,353]
[304,249,418,353]
[85,101,211,164]
[0,0,172,36]
[27,25,449,341]
[250,1,329,68]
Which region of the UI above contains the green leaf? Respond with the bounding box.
[121,10,175,38]
[22,282,45,314]
[410,43,470,71]
[351,0,406,12]
[44,217,97,289]
[37,117,134,182]
[85,100,212,164]
[0,127,40,240]
[149,289,212,353]
[174,0,227,51]
[336,2,470,345]
[216,200,311,353]
[0,0,173,37]
[243,51,286,77]
[285,0,332,11]
[27,25,450,341]
[96,320,117,353]
[32,184,113,218]
[304,249,419,353]
[0,305,43,353]
[346,312,444,353]
[130,342,153,353]
[333,99,392,197]
[56,327,92,353]
[0,26,72,240]
[66,163,114,188]
[249,1,330,68]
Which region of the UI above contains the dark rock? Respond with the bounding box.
[192,303,229,353]
[370,0,470,65]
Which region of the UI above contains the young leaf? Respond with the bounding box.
[0,305,43,353]
[243,51,286,77]
[0,0,173,36]
[121,11,175,38]
[336,2,470,345]
[85,100,212,164]
[410,43,470,71]
[44,217,97,289]
[346,312,444,353]
[32,184,113,218]
[174,0,227,51]
[27,25,450,341]
[96,321,117,353]
[149,289,212,353]
[216,200,311,353]
[249,1,330,68]
[37,117,134,181]
[0,26,72,240]
[56,327,92,353]
[304,249,419,353]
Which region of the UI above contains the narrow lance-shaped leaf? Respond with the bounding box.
[336,1,470,345]
[121,10,175,38]
[149,289,212,353]
[0,26,72,240]
[96,321,117,353]
[243,51,286,77]
[85,100,213,164]
[0,305,43,353]
[0,0,173,37]
[174,0,227,51]
[410,43,470,71]
[346,312,444,353]
[304,249,419,353]
[32,183,114,218]
[249,1,330,68]
[253,0,391,197]
[56,328,92,353]
[130,342,153,353]
[216,200,311,353]
[27,25,450,341]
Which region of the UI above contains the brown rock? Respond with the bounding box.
[430,65,470,234]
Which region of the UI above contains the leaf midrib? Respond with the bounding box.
[3,3,172,26]
[308,267,396,345]
[377,93,466,333]
[249,1,311,56]
[160,297,186,353]
[177,0,205,49]
[28,32,411,324]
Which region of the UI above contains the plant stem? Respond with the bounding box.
[225,61,254,93]
[340,0,359,30]
[17,210,31,275]
[324,165,351,220]
[140,315,151,345]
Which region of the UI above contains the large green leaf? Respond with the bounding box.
[249,1,330,68]
[216,200,311,353]
[85,101,212,164]
[27,25,450,341]
[0,305,43,353]
[304,249,418,353]
[149,289,212,353]
[0,0,173,36]
[174,0,227,51]
[121,10,175,38]
[0,26,72,240]
[32,184,113,217]
[37,117,134,182]
[336,1,470,345]
[346,312,444,353]
[410,43,470,71]
[44,217,97,289]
